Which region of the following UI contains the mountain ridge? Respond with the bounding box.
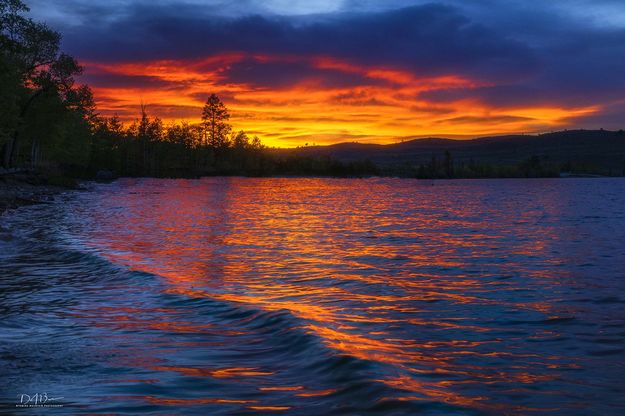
[273,129,625,175]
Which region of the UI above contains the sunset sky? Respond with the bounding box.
[28,0,625,147]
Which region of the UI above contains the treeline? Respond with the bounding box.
[89,96,381,177]
[90,99,269,177]
[391,152,617,179]
[407,152,562,179]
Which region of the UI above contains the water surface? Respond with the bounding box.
[1,178,625,414]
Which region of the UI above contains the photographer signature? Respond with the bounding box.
[17,393,64,407]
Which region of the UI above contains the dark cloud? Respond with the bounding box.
[420,85,556,108]
[419,23,625,110]
[567,102,625,130]
[112,103,202,120]
[143,104,204,119]
[220,58,380,88]
[331,91,393,107]
[82,72,174,89]
[60,4,536,82]
[435,115,534,125]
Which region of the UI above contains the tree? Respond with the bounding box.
[134,104,163,175]
[250,135,263,151]
[1,0,85,168]
[0,50,20,151]
[166,121,196,148]
[444,150,454,178]
[232,130,249,150]
[201,94,231,150]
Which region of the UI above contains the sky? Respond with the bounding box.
[27,0,625,147]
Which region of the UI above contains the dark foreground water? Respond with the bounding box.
[1,178,625,415]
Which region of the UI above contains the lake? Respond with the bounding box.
[1,177,625,415]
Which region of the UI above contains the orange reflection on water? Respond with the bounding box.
[150,366,274,379]
[295,389,338,398]
[142,396,255,405]
[304,324,431,366]
[379,375,487,409]
[258,386,305,392]
[247,406,292,411]
[79,177,576,412]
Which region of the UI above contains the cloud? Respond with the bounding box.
[435,115,534,126]
[567,101,625,130]
[218,57,381,89]
[83,73,174,89]
[57,4,536,82]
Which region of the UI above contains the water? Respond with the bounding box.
[1,177,625,415]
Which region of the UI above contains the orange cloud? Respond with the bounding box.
[82,53,599,147]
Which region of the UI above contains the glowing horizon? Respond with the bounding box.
[83,54,600,148]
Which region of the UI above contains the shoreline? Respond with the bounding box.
[0,172,79,216]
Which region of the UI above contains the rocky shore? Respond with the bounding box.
[0,169,79,215]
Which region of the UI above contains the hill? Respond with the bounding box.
[275,129,625,177]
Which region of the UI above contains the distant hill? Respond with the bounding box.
[275,129,625,176]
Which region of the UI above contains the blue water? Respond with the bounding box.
[1,177,625,414]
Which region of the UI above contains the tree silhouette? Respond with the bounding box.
[444,150,454,178]
[231,130,249,150]
[1,0,87,168]
[201,94,231,150]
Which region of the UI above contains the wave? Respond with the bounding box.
[0,201,484,415]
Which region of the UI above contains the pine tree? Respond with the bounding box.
[201,94,231,150]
